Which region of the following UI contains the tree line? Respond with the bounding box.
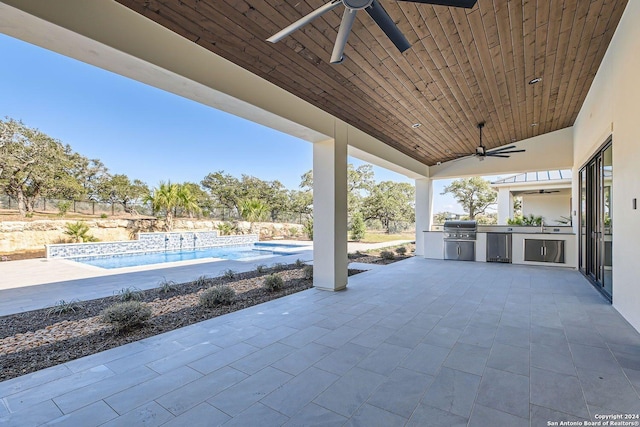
[0,118,416,232]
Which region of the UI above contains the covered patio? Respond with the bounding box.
[2,258,639,426]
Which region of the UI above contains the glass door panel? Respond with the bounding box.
[602,144,613,295]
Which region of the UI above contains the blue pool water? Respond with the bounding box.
[70,244,305,269]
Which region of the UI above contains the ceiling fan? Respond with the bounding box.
[267,0,478,64]
[456,122,526,161]
[523,189,561,195]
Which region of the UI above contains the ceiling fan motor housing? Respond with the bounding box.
[342,0,373,10]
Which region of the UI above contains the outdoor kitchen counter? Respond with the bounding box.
[424,227,577,268]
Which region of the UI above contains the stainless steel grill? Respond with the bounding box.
[443,220,477,261]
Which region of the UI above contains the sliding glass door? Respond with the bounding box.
[579,139,613,299]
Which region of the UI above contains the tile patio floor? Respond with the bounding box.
[1,258,640,426]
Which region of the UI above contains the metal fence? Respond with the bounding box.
[0,194,313,224]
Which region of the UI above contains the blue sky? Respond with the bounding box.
[0,33,466,214]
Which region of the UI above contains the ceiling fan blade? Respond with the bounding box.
[331,7,359,64]
[396,0,477,8]
[267,0,342,43]
[489,149,526,155]
[486,153,511,158]
[366,0,411,53]
[486,145,518,153]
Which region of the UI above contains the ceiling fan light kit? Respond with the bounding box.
[268,0,478,64]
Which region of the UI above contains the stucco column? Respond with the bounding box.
[312,123,348,291]
[497,187,513,224]
[415,178,434,256]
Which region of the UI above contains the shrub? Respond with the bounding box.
[114,286,142,302]
[303,218,313,240]
[158,278,177,293]
[57,200,71,217]
[288,227,299,237]
[193,275,212,287]
[223,269,237,279]
[100,213,108,219]
[271,262,286,272]
[349,211,366,241]
[303,265,313,280]
[101,301,152,331]
[46,299,82,317]
[264,274,284,291]
[380,250,395,260]
[217,221,237,236]
[200,285,236,307]
[295,258,305,267]
[395,246,407,255]
[256,264,267,274]
[64,221,97,243]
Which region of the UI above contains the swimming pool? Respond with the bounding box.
[70,243,309,269]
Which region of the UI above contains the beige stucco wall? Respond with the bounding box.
[572,1,640,331]
[522,193,572,226]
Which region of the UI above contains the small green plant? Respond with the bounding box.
[193,275,211,287]
[380,250,395,260]
[507,214,543,226]
[100,213,108,219]
[303,264,313,280]
[64,221,97,243]
[256,264,267,274]
[264,274,284,291]
[303,218,313,240]
[295,258,305,267]
[114,286,142,302]
[46,299,82,317]
[223,269,237,279]
[57,200,72,217]
[25,212,34,218]
[216,221,237,236]
[199,285,236,307]
[158,278,177,293]
[395,246,407,255]
[101,301,152,331]
[349,211,366,241]
[271,262,286,272]
[288,227,299,237]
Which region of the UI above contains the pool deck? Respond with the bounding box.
[0,240,410,316]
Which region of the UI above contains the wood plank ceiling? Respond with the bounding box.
[115,0,628,166]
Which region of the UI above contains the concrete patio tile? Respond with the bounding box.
[366,367,433,418]
[261,366,338,417]
[313,312,357,330]
[569,342,621,374]
[187,342,258,375]
[283,403,347,427]
[160,403,230,427]
[104,366,202,415]
[344,403,407,427]
[221,402,289,427]
[63,341,148,373]
[625,367,640,395]
[0,400,62,427]
[104,340,186,374]
[576,366,640,414]
[475,367,529,418]
[467,403,528,427]
[530,325,569,347]
[399,342,451,375]
[421,325,463,349]
[146,342,223,374]
[0,364,73,398]
[313,325,363,349]
[278,325,331,348]
[530,342,576,376]
[384,324,430,349]
[494,324,530,348]
[406,403,468,427]
[4,365,115,413]
[229,342,295,375]
[271,342,334,376]
[530,367,590,419]
[44,400,118,426]
[206,367,293,416]
[313,342,373,375]
[313,367,387,417]
[356,342,411,376]
[529,404,589,427]
[155,366,248,415]
[350,324,396,349]
[101,401,174,427]
[442,343,490,376]
[486,343,530,376]
[420,367,481,417]
[243,325,299,348]
[53,365,159,414]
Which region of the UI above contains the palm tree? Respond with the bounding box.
[177,185,201,218]
[145,182,181,231]
[239,198,269,234]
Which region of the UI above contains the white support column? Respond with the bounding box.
[497,187,513,224]
[312,123,348,291]
[415,178,434,257]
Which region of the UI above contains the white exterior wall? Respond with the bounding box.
[522,194,571,226]
[497,188,512,224]
[573,1,640,331]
